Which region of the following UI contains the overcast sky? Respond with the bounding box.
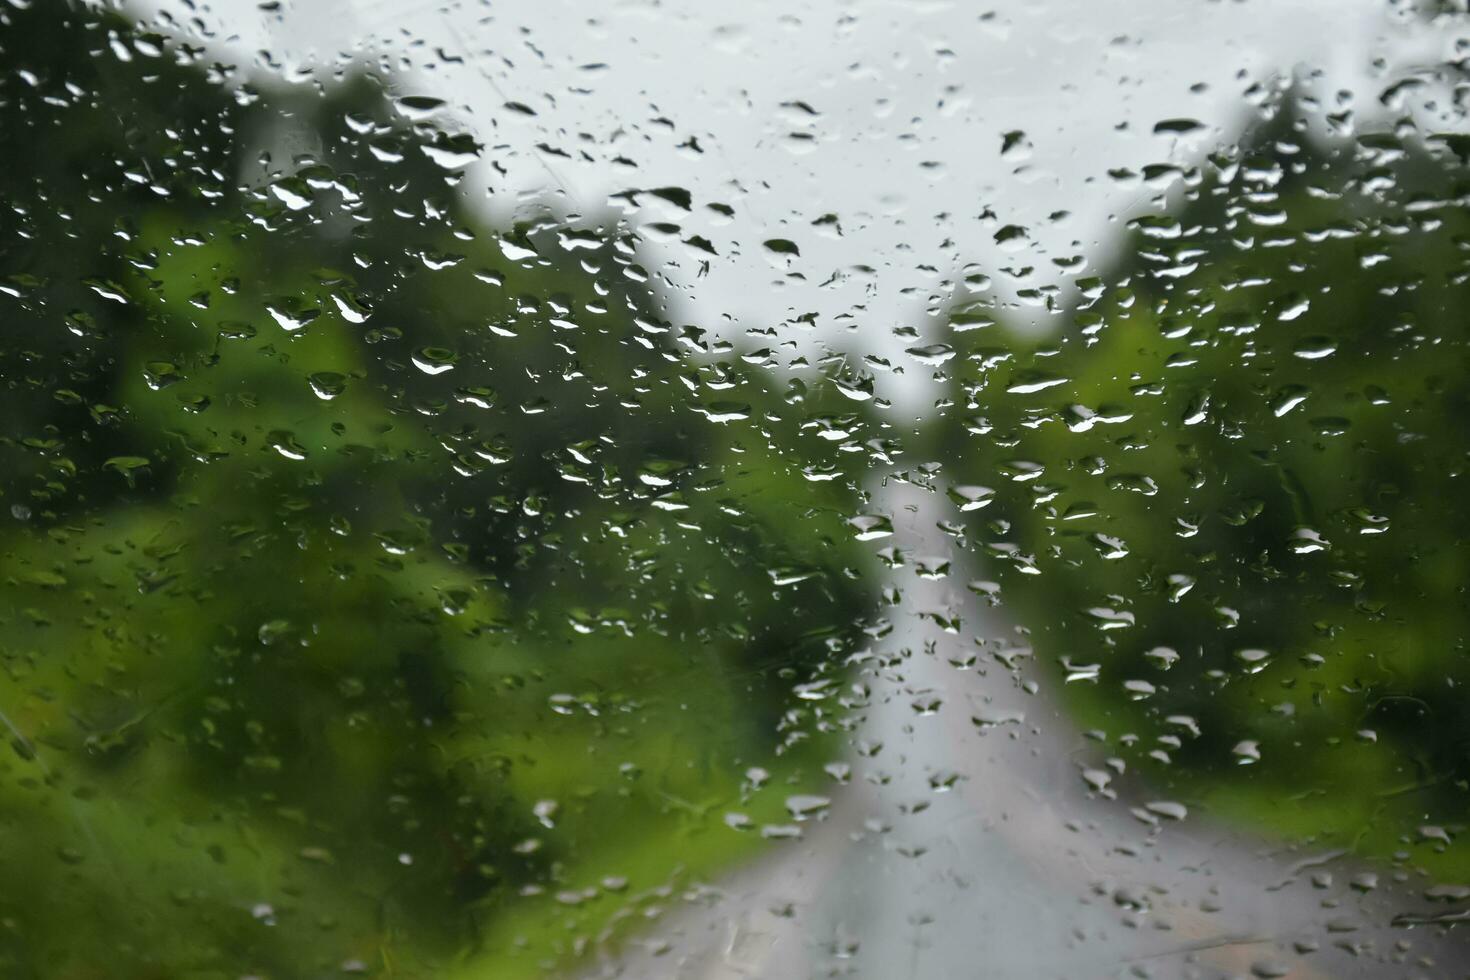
[126,0,1459,410]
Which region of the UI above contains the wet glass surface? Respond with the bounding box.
[2,1,1470,977]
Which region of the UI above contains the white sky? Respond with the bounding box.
[125,0,1461,411]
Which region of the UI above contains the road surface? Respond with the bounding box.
[579,484,1469,979]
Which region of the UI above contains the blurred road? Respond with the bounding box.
[581,484,1469,980]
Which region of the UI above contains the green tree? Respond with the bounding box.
[0,4,876,977]
[932,99,1470,875]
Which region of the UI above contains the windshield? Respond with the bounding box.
[1,1,1468,978]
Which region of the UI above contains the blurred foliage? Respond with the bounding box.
[0,4,876,977]
[8,0,1470,975]
[936,100,1470,874]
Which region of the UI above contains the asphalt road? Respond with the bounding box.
[580,484,1470,980]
